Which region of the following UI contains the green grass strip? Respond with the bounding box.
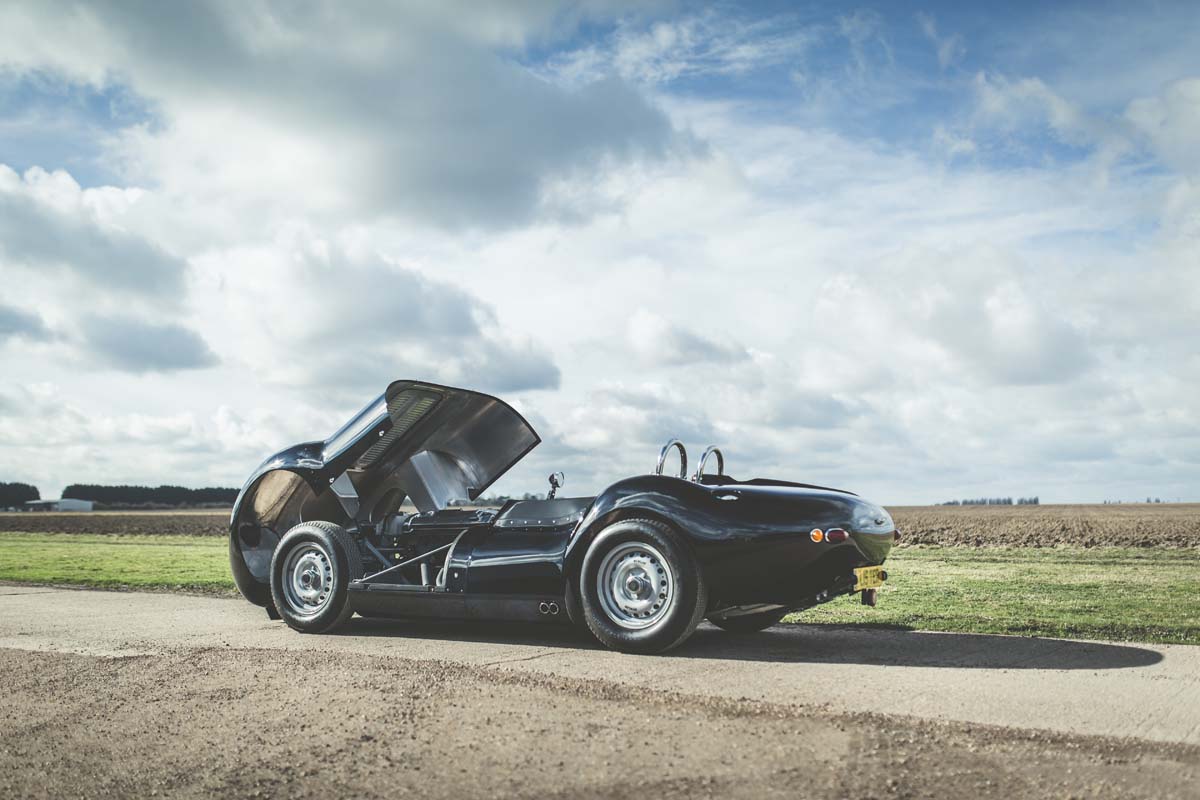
[0,532,234,594]
[0,534,1196,644]
[794,545,1200,645]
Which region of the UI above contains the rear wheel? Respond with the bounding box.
[580,519,707,654]
[707,608,789,633]
[270,521,362,634]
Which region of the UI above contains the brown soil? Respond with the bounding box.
[0,646,1195,800]
[3,503,1199,547]
[0,511,229,536]
[891,503,1200,547]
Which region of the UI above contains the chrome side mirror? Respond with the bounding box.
[654,439,687,479]
[692,446,725,482]
[547,471,564,500]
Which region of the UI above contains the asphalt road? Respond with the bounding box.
[2,586,1197,744]
[2,586,1198,799]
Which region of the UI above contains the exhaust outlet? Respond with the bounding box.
[548,602,559,615]
[538,602,550,615]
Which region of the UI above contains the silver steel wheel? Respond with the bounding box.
[595,541,675,630]
[281,542,335,618]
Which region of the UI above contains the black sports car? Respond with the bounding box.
[230,380,896,653]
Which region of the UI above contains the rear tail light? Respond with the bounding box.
[825,528,848,543]
[810,529,824,542]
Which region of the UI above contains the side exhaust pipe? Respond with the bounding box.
[538,602,561,616]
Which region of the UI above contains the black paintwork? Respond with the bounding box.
[566,475,893,613]
[229,381,896,625]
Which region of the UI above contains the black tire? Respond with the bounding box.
[707,608,789,633]
[580,518,707,654]
[269,521,362,634]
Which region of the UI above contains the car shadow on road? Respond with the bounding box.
[336,615,598,648]
[674,624,1165,669]
[335,617,1164,670]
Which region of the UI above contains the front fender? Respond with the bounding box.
[228,441,335,606]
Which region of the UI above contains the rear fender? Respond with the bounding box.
[563,476,713,590]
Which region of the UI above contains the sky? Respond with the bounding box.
[0,0,1197,505]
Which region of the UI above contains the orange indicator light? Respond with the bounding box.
[810,529,824,543]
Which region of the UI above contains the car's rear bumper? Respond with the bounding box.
[703,528,895,613]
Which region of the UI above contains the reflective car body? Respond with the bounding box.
[230,379,896,626]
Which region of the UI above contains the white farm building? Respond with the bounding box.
[24,498,95,512]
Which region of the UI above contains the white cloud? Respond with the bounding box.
[933,124,977,158]
[0,381,328,493]
[544,11,816,86]
[189,231,560,399]
[812,247,1096,387]
[0,1,679,230]
[0,164,186,298]
[78,315,218,373]
[917,12,965,70]
[974,73,1108,146]
[968,72,1200,176]
[0,3,1196,504]
[626,309,748,367]
[1126,78,1200,176]
[838,9,892,76]
[0,303,51,342]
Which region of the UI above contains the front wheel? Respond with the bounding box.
[707,608,789,633]
[580,519,707,654]
[270,521,362,634]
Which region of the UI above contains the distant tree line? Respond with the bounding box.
[62,484,239,507]
[940,496,1039,506]
[0,482,40,508]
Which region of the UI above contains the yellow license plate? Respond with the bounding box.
[853,566,885,591]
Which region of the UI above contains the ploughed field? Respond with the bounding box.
[892,503,1200,548]
[3,503,1198,546]
[0,510,230,537]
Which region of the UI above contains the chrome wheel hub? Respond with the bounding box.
[596,542,675,630]
[282,543,334,617]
